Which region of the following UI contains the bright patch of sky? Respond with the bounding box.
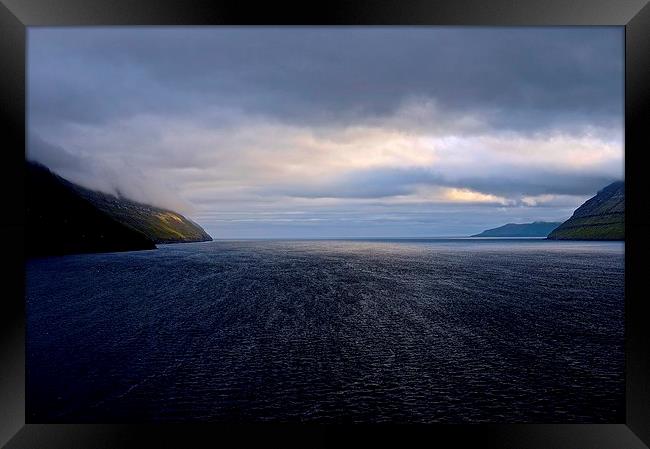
[28,27,623,237]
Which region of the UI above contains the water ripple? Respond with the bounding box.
[26,239,624,422]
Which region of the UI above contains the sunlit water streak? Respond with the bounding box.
[27,239,624,422]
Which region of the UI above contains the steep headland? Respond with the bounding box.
[26,161,211,257]
[547,181,624,240]
[74,183,212,244]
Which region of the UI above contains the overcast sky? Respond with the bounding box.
[27,27,624,238]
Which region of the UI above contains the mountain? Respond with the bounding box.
[26,161,212,257]
[74,182,212,244]
[471,221,562,237]
[547,181,624,240]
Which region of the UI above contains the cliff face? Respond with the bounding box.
[472,222,562,237]
[74,185,212,244]
[26,161,212,257]
[547,181,624,240]
[26,162,156,257]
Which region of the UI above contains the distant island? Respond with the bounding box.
[472,222,562,238]
[548,181,624,240]
[26,161,212,257]
[472,181,624,241]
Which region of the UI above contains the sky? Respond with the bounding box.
[27,27,624,238]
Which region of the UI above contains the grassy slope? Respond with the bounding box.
[27,161,212,258]
[76,188,212,244]
[548,181,624,240]
[26,162,156,257]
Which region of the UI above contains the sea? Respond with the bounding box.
[26,238,625,423]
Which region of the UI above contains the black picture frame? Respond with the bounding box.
[1,0,649,447]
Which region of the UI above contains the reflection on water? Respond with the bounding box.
[27,239,624,422]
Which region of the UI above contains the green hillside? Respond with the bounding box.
[75,186,212,244]
[547,181,624,240]
[26,162,156,256]
[26,161,212,257]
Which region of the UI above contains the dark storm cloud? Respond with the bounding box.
[447,172,621,197]
[28,134,85,173]
[27,27,624,237]
[270,166,619,200]
[28,27,623,132]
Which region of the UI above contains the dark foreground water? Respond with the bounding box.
[27,239,625,423]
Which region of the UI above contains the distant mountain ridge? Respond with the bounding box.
[26,161,212,257]
[547,181,624,240]
[472,221,562,237]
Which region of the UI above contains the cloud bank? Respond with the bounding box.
[27,27,624,237]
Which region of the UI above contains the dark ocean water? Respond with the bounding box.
[26,239,625,423]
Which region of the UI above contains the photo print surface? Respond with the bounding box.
[26,27,624,423]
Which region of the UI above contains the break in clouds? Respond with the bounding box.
[27,27,624,237]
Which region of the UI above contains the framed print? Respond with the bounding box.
[1,0,649,447]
